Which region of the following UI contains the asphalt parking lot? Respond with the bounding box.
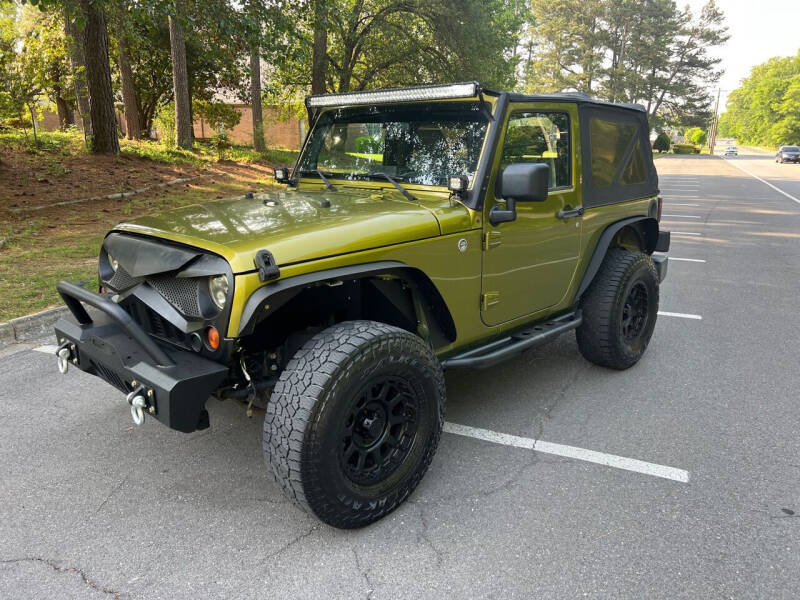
[2,150,800,599]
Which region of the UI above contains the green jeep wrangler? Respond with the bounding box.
[54,82,669,528]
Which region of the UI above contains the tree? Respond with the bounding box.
[653,131,670,152]
[267,0,527,102]
[720,51,800,147]
[63,3,92,139]
[168,5,193,149]
[78,0,119,153]
[111,0,142,139]
[17,5,76,128]
[524,0,728,129]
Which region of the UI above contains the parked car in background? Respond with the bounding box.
[776,146,800,163]
[724,146,738,156]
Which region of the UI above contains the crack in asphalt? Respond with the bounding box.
[351,546,375,600]
[0,557,121,598]
[408,501,443,566]
[259,524,319,563]
[95,476,128,513]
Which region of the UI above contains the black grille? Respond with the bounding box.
[106,266,143,292]
[90,360,129,392]
[126,301,190,349]
[147,277,202,318]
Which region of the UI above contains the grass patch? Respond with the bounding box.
[1,127,299,167]
[0,177,264,322]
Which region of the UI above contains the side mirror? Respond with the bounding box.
[489,163,550,225]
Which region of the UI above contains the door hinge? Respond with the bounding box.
[481,291,500,311]
[483,230,501,250]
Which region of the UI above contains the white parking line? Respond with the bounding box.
[444,422,689,483]
[724,159,800,206]
[658,311,702,320]
[662,214,701,218]
[671,231,702,236]
[33,345,58,354]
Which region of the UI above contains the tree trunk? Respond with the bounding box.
[55,95,74,128]
[250,46,265,152]
[169,11,193,149]
[79,0,119,154]
[63,8,92,140]
[115,14,142,140]
[311,0,328,94]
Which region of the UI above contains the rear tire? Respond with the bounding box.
[263,320,445,528]
[576,248,659,370]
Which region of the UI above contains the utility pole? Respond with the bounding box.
[709,87,721,155]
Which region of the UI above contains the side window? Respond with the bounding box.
[589,117,645,187]
[499,111,571,189]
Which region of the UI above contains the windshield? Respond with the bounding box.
[297,102,490,187]
[782,146,799,152]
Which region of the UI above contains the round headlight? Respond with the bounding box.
[107,252,119,272]
[209,274,229,310]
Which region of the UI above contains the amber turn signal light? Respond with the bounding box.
[206,326,220,350]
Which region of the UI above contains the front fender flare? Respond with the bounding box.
[237,261,457,343]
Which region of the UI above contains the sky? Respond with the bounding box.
[682,0,800,111]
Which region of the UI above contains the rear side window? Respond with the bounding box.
[499,111,571,189]
[590,117,645,187]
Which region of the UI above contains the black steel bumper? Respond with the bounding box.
[53,281,228,433]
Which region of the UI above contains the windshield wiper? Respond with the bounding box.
[299,169,337,191]
[371,172,416,202]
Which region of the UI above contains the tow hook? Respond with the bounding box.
[56,341,73,374]
[126,384,148,426]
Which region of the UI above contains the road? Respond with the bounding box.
[2,151,800,599]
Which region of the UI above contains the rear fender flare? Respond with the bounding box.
[576,216,660,300]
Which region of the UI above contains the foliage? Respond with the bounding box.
[719,50,800,148]
[652,131,670,152]
[672,142,699,154]
[266,0,528,100]
[525,0,728,129]
[193,100,242,132]
[684,126,707,147]
[153,102,176,147]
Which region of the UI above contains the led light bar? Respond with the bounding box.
[306,82,480,108]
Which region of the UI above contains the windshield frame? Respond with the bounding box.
[291,100,496,198]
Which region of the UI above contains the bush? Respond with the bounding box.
[685,127,707,147]
[154,103,176,147]
[194,100,242,133]
[653,132,671,153]
[672,143,700,155]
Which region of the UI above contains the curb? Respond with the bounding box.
[0,306,68,348]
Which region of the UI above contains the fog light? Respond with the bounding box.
[206,326,220,350]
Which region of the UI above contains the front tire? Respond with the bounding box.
[264,320,445,528]
[576,248,659,370]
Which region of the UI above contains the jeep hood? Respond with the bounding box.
[114,187,472,274]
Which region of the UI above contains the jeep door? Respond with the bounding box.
[481,103,582,326]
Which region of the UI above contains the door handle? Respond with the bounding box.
[557,206,584,220]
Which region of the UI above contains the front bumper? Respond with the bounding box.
[780,155,800,163]
[53,281,228,433]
